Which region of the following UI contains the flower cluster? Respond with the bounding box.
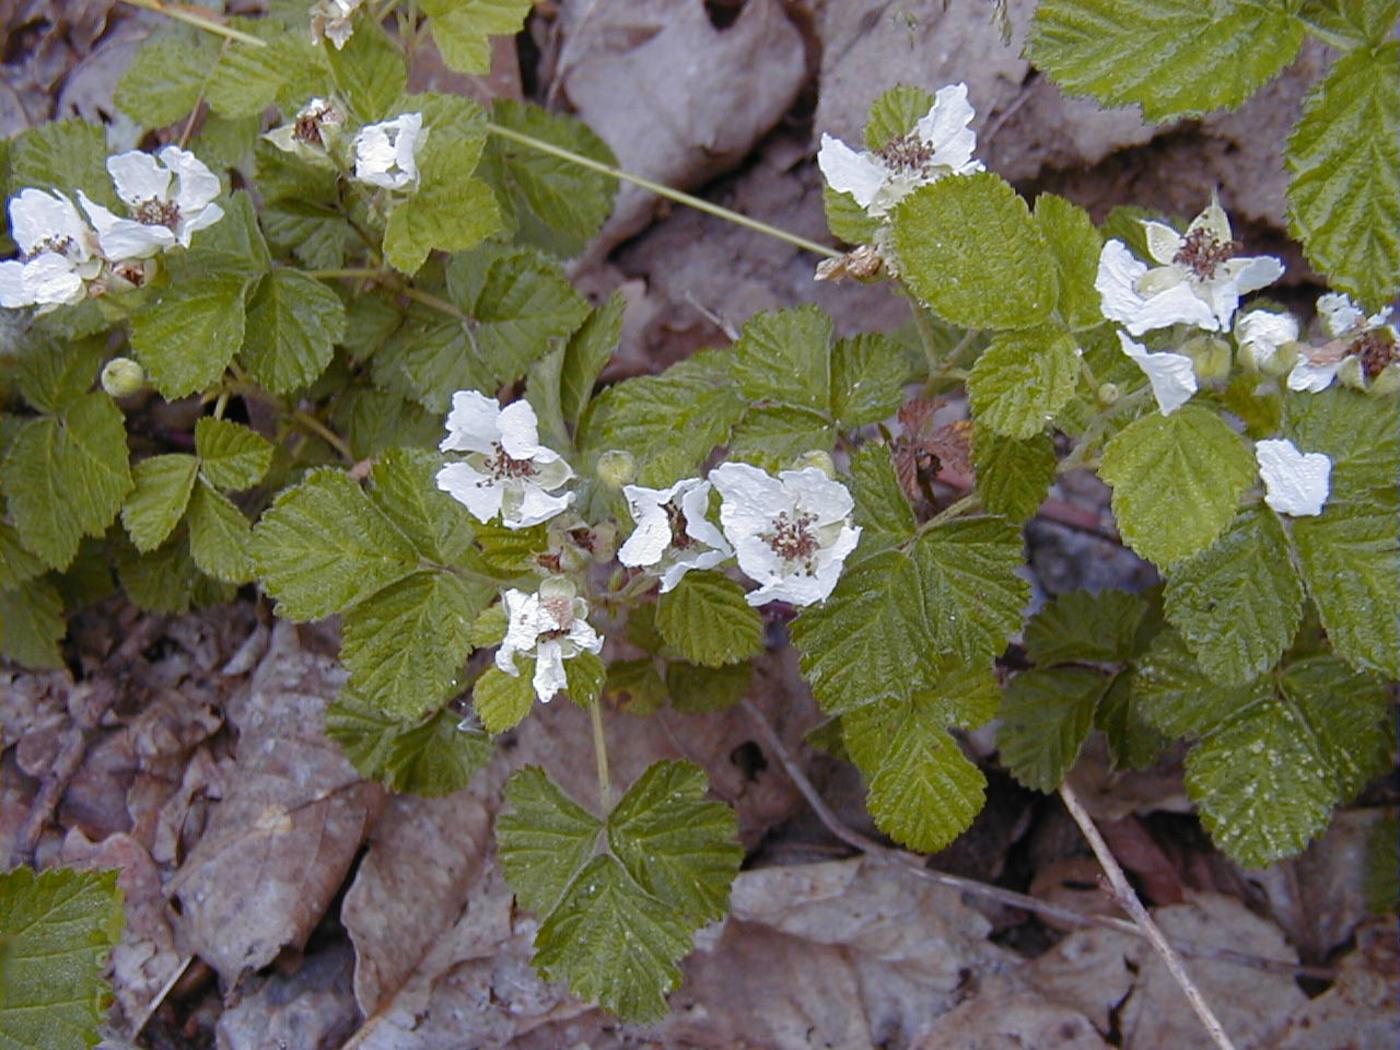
[497,578,603,704]
[266,104,425,193]
[310,0,363,49]
[0,147,223,312]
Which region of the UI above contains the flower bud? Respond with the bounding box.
[100,357,146,398]
[1096,382,1120,406]
[1182,335,1232,382]
[538,575,577,601]
[790,449,836,478]
[587,522,619,563]
[1337,356,1366,391]
[595,449,636,489]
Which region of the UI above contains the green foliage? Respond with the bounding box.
[325,695,493,796]
[0,577,66,669]
[1299,0,1400,47]
[564,651,606,708]
[560,292,625,429]
[7,120,114,206]
[968,327,1080,439]
[848,443,916,547]
[865,84,936,148]
[1028,0,1305,121]
[186,481,254,583]
[130,278,249,399]
[1024,588,1149,666]
[666,660,752,714]
[473,664,537,732]
[972,426,1056,522]
[1286,43,1400,311]
[0,866,124,1050]
[999,667,1108,791]
[1099,405,1255,567]
[913,519,1030,665]
[121,454,199,552]
[241,270,348,393]
[655,571,763,668]
[422,0,533,75]
[1034,194,1104,331]
[324,19,405,121]
[194,419,273,491]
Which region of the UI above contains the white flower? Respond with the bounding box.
[1288,293,1398,394]
[496,581,603,703]
[618,478,733,592]
[264,98,346,162]
[1095,200,1283,335]
[817,83,983,219]
[709,463,861,607]
[310,0,363,48]
[353,114,424,191]
[0,189,102,309]
[434,390,574,529]
[1234,309,1299,373]
[78,147,224,260]
[1255,439,1330,517]
[1117,331,1197,416]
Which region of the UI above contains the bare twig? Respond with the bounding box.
[1060,782,1237,1050]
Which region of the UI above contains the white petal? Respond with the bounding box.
[1316,292,1365,338]
[107,151,171,207]
[506,483,573,529]
[1234,310,1298,369]
[1142,221,1182,267]
[728,531,785,593]
[1222,255,1284,297]
[532,640,568,702]
[567,618,603,656]
[393,113,423,183]
[88,201,171,259]
[497,589,539,675]
[711,463,790,524]
[658,547,729,592]
[0,260,28,308]
[1118,331,1197,415]
[1287,360,1341,393]
[440,390,502,454]
[1095,240,1149,326]
[914,82,979,172]
[9,189,87,257]
[21,253,86,306]
[1255,439,1330,517]
[780,467,854,527]
[160,146,221,215]
[176,201,224,246]
[678,479,731,555]
[435,461,503,523]
[618,485,673,568]
[496,399,546,460]
[816,134,888,211]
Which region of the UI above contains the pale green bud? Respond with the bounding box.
[595,449,636,489]
[1182,335,1231,382]
[538,575,577,601]
[1096,382,1121,406]
[100,357,146,398]
[790,449,836,478]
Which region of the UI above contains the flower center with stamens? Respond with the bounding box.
[539,595,575,640]
[1348,329,1398,380]
[664,502,695,550]
[294,109,328,146]
[875,134,937,175]
[24,235,76,261]
[486,442,537,480]
[134,198,181,230]
[1173,227,1240,280]
[762,510,819,568]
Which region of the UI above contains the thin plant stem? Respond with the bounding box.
[307,268,386,280]
[589,697,613,812]
[1060,783,1238,1050]
[924,492,979,528]
[212,390,230,420]
[291,408,355,463]
[118,0,267,46]
[399,285,467,320]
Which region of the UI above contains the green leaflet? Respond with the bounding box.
[560,292,625,430]
[186,481,255,584]
[727,405,833,471]
[1099,405,1255,567]
[0,522,46,592]
[7,120,115,207]
[968,327,1081,439]
[733,304,833,412]
[194,418,273,491]
[241,270,348,394]
[1298,0,1400,47]
[129,277,249,399]
[171,190,271,281]
[892,173,1059,329]
[1028,0,1305,121]
[823,184,881,245]
[12,338,105,417]
[422,0,533,74]
[972,425,1056,522]
[116,537,234,615]
[998,667,1109,792]
[1034,193,1104,331]
[472,664,536,732]
[1023,588,1149,666]
[912,518,1030,665]
[848,443,917,547]
[605,658,668,715]
[114,26,218,127]
[324,18,405,122]
[865,84,936,148]
[1283,387,1398,503]
[564,650,606,708]
[367,448,478,566]
[325,696,493,797]
[655,570,763,668]
[121,454,199,553]
[497,766,604,915]
[666,660,752,714]
[0,577,66,669]
[1286,43,1400,311]
[830,333,911,426]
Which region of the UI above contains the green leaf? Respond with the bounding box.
[1292,501,1399,679]
[1164,506,1303,685]
[0,522,47,592]
[0,866,124,1050]
[1024,588,1148,666]
[384,176,501,275]
[732,304,832,413]
[7,120,114,205]
[194,418,273,491]
[1134,628,1268,738]
[2,395,132,571]
[525,346,570,455]
[968,327,1080,439]
[366,447,478,565]
[114,26,217,127]
[563,651,605,707]
[116,537,234,614]
[972,425,1055,522]
[1094,671,1167,771]
[1283,387,1398,502]
[240,270,347,393]
[341,570,491,717]
[205,21,323,119]
[1286,43,1400,311]
[1028,0,1305,122]
[913,518,1030,664]
[422,0,532,74]
[727,404,833,471]
[473,519,549,577]
[332,388,442,460]
[666,661,752,714]
[1099,405,1255,567]
[12,338,104,417]
[998,666,1108,792]
[121,454,198,552]
[1299,0,1400,47]
[605,658,668,715]
[129,277,248,399]
[1034,194,1104,331]
[892,173,1058,329]
[325,697,493,796]
[172,190,269,281]
[472,664,536,732]
[0,577,66,669]
[497,765,602,915]
[830,333,909,426]
[250,468,418,620]
[191,114,260,175]
[607,760,742,925]
[560,292,624,429]
[186,481,254,584]
[848,443,916,546]
[324,19,406,121]
[865,84,935,148]
[655,570,763,668]
[823,184,881,245]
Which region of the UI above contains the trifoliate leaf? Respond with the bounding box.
[830,333,910,427]
[7,120,114,206]
[1164,506,1302,685]
[968,327,1080,439]
[472,664,536,733]
[261,201,354,270]
[998,666,1108,792]
[114,26,217,127]
[186,481,254,584]
[727,404,834,471]
[1099,405,1255,567]
[732,304,833,413]
[607,760,742,926]
[0,577,65,669]
[251,468,418,620]
[240,270,347,394]
[384,176,501,275]
[324,19,405,121]
[1034,193,1104,331]
[1292,501,1400,679]
[913,518,1030,664]
[564,651,606,708]
[2,394,132,571]
[194,418,273,491]
[0,522,46,592]
[865,84,936,148]
[972,425,1056,522]
[365,448,477,566]
[1134,628,1267,738]
[848,443,916,547]
[655,570,764,668]
[497,765,602,916]
[12,338,104,417]
[1024,588,1149,666]
[121,454,198,553]
[666,660,751,715]
[1283,387,1398,502]
[1286,43,1400,311]
[844,690,988,852]
[790,549,938,714]
[129,277,248,399]
[422,0,532,74]
[0,866,124,1050]
[892,173,1059,329]
[325,696,493,796]
[341,570,490,717]
[561,292,624,429]
[331,388,441,460]
[606,658,668,715]
[1028,0,1305,121]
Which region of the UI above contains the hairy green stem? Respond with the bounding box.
[589,696,613,812]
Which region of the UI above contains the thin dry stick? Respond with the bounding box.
[1060,782,1237,1050]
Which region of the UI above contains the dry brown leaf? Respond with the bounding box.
[214,942,360,1050]
[1266,919,1398,1050]
[913,983,1109,1049]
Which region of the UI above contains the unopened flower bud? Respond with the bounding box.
[100,357,146,398]
[595,449,636,489]
[790,449,836,478]
[1182,335,1232,382]
[588,522,619,563]
[1096,382,1120,406]
[538,575,577,601]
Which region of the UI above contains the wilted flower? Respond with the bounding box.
[434,390,574,529]
[1117,331,1197,415]
[1095,199,1283,335]
[310,0,363,48]
[353,113,424,191]
[265,98,346,164]
[1255,439,1330,517]
[0,188,102,310]
[78,147,224,260]
[817,83,983,219]
[710,463,860,607]
[1288,293,1398,395]
[618,478,733,592]
[496,579,603,703]
[1234,309,1299,374]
